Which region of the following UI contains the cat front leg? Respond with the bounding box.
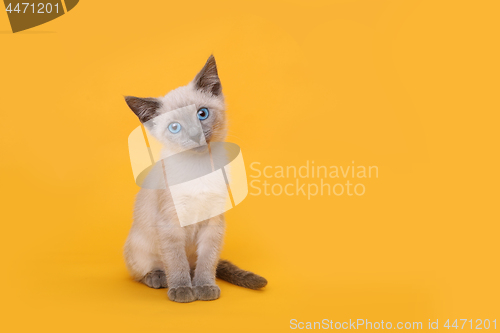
[158,225,196,303]
[192,216,225,301]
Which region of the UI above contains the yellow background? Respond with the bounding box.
[1,0,499,332]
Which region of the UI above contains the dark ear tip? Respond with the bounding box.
[124,96,160,123]
[207,54,216,65]
[124,96,135,107]
[194,55,221,95]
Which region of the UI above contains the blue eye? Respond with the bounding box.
[197,107,209,120]
[168,122,181,134]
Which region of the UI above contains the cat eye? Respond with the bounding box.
[168,122,182,134]
[197,107,210,120]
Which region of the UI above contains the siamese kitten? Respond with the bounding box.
[123,56,267,303]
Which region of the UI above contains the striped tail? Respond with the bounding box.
[216,260,268,290]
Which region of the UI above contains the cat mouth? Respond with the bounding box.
[191,145,209,153]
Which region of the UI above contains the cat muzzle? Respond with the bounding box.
[188,128,204,145]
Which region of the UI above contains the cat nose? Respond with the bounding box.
[188,128,203,144]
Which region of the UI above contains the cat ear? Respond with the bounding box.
[124,96,161,123]
[193,55,222,96]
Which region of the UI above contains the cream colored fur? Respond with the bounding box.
[124,56,229,302]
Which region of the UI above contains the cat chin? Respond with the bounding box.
[189,145,209,154]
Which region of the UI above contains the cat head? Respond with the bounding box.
[125,55,227,154]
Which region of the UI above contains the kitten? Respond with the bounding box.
[123,55,267,303]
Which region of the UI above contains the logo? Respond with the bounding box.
[3,1,79,33]
[128,105,249,227]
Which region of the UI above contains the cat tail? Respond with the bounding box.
[216,259,267,290]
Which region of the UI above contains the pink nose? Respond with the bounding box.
[189,129,203,145]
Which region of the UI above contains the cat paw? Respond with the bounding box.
[142,270,168,289]
[167,286,196,303]
[194,284,221,301]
